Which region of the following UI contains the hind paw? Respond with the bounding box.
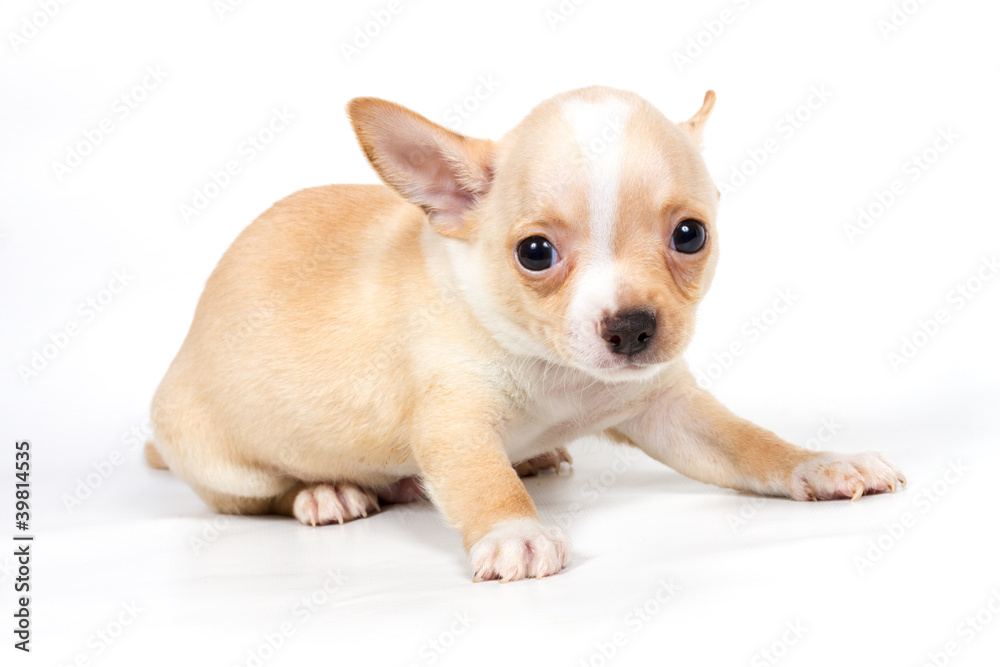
[291,482,379,526]
[514,448,573,477]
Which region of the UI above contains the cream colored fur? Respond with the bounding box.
[147,87,904,581]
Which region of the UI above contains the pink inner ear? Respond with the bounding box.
[395,140,474,211]
[352,99,495,236]
[383,135,492,235]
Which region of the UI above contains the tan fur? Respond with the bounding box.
[144,442,167,470]
[149,87,904,581]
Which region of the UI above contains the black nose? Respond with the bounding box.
[601,309,656,355]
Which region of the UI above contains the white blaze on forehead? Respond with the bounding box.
[562,97,632,338]
[562,97,631,260]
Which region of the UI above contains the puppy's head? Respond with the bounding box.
[349,87,719,381]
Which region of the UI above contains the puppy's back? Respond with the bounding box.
[152,183,429,482]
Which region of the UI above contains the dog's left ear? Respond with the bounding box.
[348,97,496,239]
[679,90,716,146]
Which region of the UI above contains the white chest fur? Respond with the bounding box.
[500,361,654,463]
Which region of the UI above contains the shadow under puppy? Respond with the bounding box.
[146,86,905,581]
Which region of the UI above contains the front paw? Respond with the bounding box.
[468,519,568,582]
[790,451,906,501]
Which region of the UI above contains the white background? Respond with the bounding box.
[2,0,999,665]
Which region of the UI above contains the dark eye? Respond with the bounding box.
[671,219,706,254]
[516,236,559,271]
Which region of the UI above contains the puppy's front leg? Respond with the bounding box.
[411,401,567,581]
[611,369,905,501]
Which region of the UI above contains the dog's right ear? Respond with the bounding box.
[679,90,716,147]
[348,97,496,240]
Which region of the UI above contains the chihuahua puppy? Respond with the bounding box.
[147,87,905,581]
